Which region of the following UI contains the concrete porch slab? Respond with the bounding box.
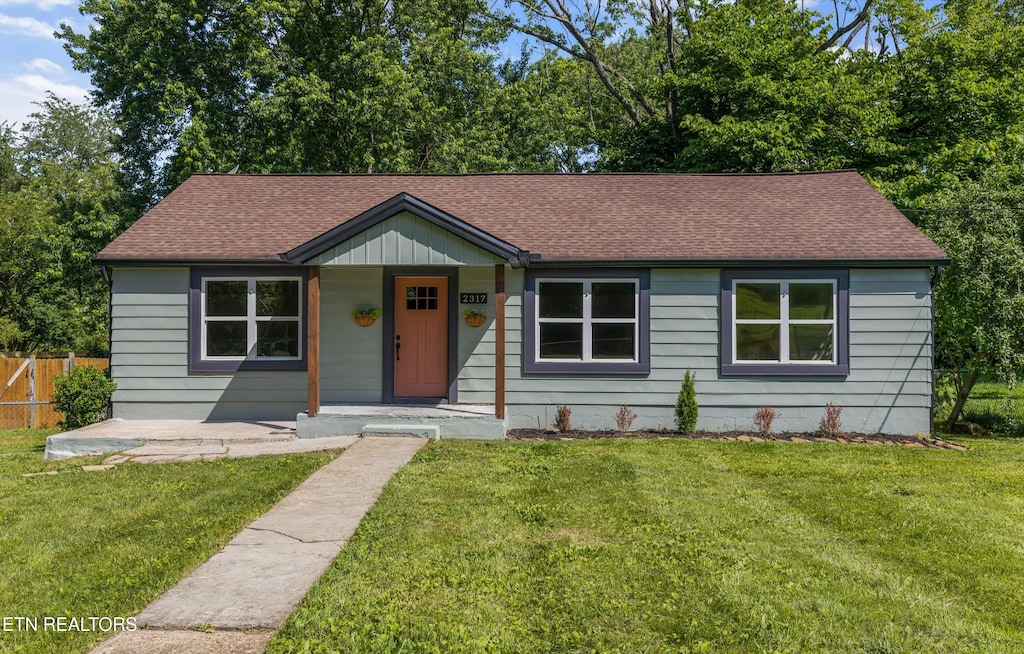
[43,419,360,461]
[297,404,506,440]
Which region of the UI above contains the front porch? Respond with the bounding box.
[296,403,506,440]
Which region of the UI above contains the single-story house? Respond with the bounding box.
[95,170,947,437]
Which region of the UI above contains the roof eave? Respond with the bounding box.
[527,257,951,268]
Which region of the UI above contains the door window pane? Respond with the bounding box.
[592,323,635,359]
[592,283,635,318]
[736,324,781,361]
[539,323,583,359]
[736,283,780,319]
[404,285,439,310]
[790,324,834,361]
[256,280,299,317]
[207,321,247,356]
[206,281,247,316]
[790,283,833,320]
[257,321,299,357]
[539,282,583,318]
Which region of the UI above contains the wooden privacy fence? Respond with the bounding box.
[0,355,110,429]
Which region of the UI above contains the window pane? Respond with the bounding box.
[736,324,781,361]
[206,281,247,317]
[257,321,299,357]
[790,324,834,361]
[790,283,833,320]
[539,282,583,318]
[592,323,634,359]
[736,283,780,319]
[207,321,247,356]
[257,280,299,317]
[539,323,583,359]
[592,283,635,318]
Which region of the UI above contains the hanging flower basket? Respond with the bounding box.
[353,306,381,327]
[464,310,486,328]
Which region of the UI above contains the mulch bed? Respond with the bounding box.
[508,429,967,450]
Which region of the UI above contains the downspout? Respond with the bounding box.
[101,264,114,420]
[929,266,942,436]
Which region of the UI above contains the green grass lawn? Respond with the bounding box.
[0,429,334,654]
[271,437,1024,653]
[957,378,1024,435]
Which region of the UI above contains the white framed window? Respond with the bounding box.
[201,277,302,361]
[721,269,849,376]
[535,278,640,362]
[732,279,837,364]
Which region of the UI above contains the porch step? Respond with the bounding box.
[297,405,506,440]
[361,424,441,440]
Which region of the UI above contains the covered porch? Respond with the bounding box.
[289,194,519,439]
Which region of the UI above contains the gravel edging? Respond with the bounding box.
[507,429,967,451]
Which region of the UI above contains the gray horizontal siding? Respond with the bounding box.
[457,266,496,403]
[110,266,307,420]
[320,267,384,402]
[505,268,934,435]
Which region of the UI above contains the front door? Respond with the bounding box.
[394,277,448,398]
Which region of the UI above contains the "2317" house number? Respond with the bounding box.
[460,293,488,304]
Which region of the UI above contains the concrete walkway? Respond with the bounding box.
[91,437,427,653]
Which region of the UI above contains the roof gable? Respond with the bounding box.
[304,208,508,266]
[282,193,524,265]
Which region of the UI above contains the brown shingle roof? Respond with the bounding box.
[96,170,947,264]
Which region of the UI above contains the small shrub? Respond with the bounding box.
[675,369,698,434]
[819,402,843,438]
[553,405,572,432]
[753,406,778,436]
[615,404,637,432]
[52,365,117,429]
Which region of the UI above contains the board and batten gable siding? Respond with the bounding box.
[307,211,506,266]
[504,268,933,435]
[110,267,306,420]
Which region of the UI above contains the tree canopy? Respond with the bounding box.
[0,94,122,353]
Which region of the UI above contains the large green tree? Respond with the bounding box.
[879,0,1024,426]
[0,95,122,353]
[60,0,574,209]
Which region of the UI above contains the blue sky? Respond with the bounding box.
[0,0,92,127]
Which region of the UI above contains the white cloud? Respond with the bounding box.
[0,72,89,126]
[25,57,61,73]
[0,13,58,38]
[0,0,76,11]
[13,73,88,98]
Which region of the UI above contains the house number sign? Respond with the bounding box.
[460,293,488,304]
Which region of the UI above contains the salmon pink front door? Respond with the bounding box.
[394,277,448,398]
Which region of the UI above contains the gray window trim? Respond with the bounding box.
[189,267,308,372]
[523,268,650,374]
[721,269,849,376]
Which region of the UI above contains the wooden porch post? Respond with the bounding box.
[307,266,321,418]
[495,264,505,419]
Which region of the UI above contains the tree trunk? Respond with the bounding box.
[943,370,981,431]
